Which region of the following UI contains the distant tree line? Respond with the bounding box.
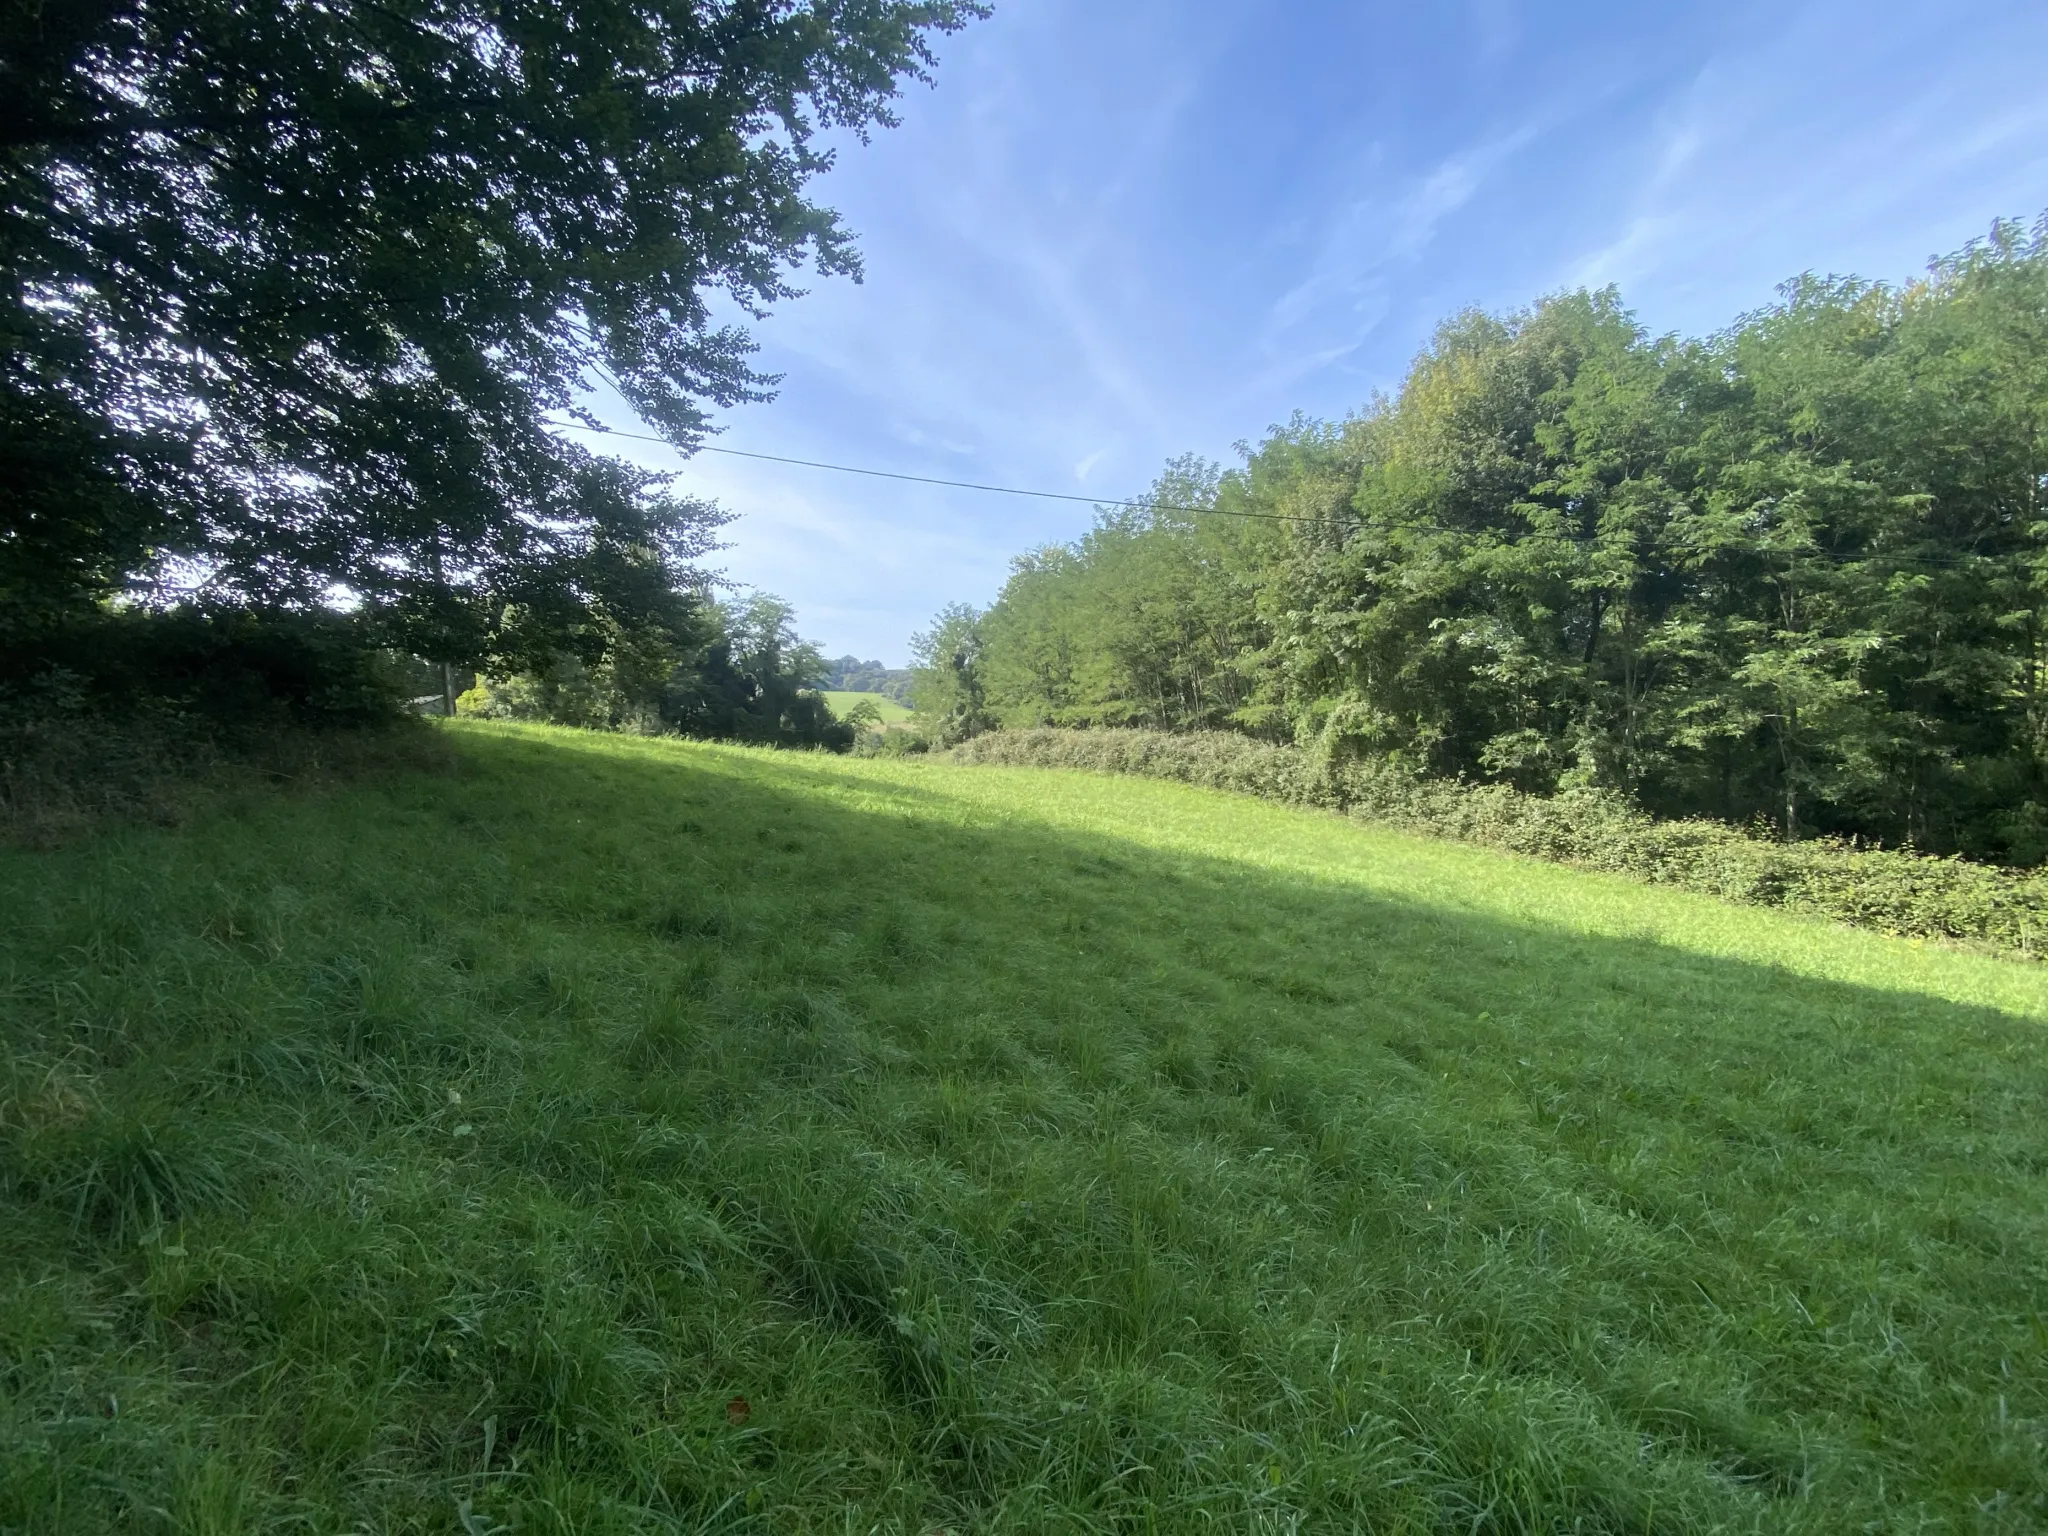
[821,657,915,701]
[917,220,2048,864]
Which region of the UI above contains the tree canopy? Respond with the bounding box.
[1,0,980,663]
[459,587,852,747]
[933,220,2048,862]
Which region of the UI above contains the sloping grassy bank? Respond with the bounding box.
[3,722,2045,1532]
[951,727,2048,960]
[822,690,916,725]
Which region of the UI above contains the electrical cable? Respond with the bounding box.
[547,419,2018,573]
[549,420,1321,523]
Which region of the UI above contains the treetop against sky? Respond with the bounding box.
[583,0,2048,663]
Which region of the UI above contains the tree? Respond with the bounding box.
[909,601,991,744]
[974,456,1278,733]
[462,587,852,748]
[949,220,2048,860]
[682,590,840,744]
[0,0,982,660]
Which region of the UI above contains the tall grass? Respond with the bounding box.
[2,722,2043,1531]
[0,707,449,845]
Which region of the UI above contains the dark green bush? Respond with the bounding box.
[851,727,932,759]
[0,606,423,841]
[459,592,858,752]
[0,605,405,733]
[951,729,2048,960]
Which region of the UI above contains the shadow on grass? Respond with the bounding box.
[5,723,2044,1532]
[430,731,2048,1513]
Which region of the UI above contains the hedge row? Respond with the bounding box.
[1,607,423,844]
[949,728,2048,960]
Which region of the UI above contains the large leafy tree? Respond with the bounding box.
[944,220,2048,860]
[0,0,980,656]
[908,599,990,744]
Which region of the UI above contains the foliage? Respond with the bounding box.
[460,591,854,750]
[823,690,916,727]
[0,604,406,729]
[945,220,2048,862]
[971,454,1277,734]
[908,600,994,744]
[0,604,443,841]
[2,723,2043,1528]
[953,727,2048,959]
[952,723,1329,800]
[832,695,887,733]
[850,722,932,757]
[0,0,981,662]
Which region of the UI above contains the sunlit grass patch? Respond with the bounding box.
[821,689,916,726]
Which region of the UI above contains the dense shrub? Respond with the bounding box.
[951,729,2048,959]
[0,607,421,842]
[0,606,406,733]
[850,727,932,759]
[459,592,857,752]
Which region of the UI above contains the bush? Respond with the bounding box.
[851,728,932,759]
[460,593,859,752]
[0,606,423,842]
[950,729,2048,960]
[456,665,666,735]
[0,606,406,733]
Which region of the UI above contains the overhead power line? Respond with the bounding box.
[547,419,2010,571]
[548,419,1317,522]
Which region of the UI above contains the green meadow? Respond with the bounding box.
[3,722,2044,1533]
[822,691,917,727]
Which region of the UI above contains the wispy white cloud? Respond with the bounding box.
[1557,0,2048,329]
[569,0,2048,663]
[1261,117,1547,367]
[1569,212,1681,293]
[1465,0,1520,76]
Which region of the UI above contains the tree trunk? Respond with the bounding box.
[1781,702,1800,841]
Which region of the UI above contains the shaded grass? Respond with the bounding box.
[1,721,2044,1532]
[0,709,452,847]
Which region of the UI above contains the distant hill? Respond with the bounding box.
[821,655,913,702]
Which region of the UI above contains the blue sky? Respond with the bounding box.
[576,0,2048,666]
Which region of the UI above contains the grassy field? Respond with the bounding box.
[3,723,2045,1533]
[821,690,916,726]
